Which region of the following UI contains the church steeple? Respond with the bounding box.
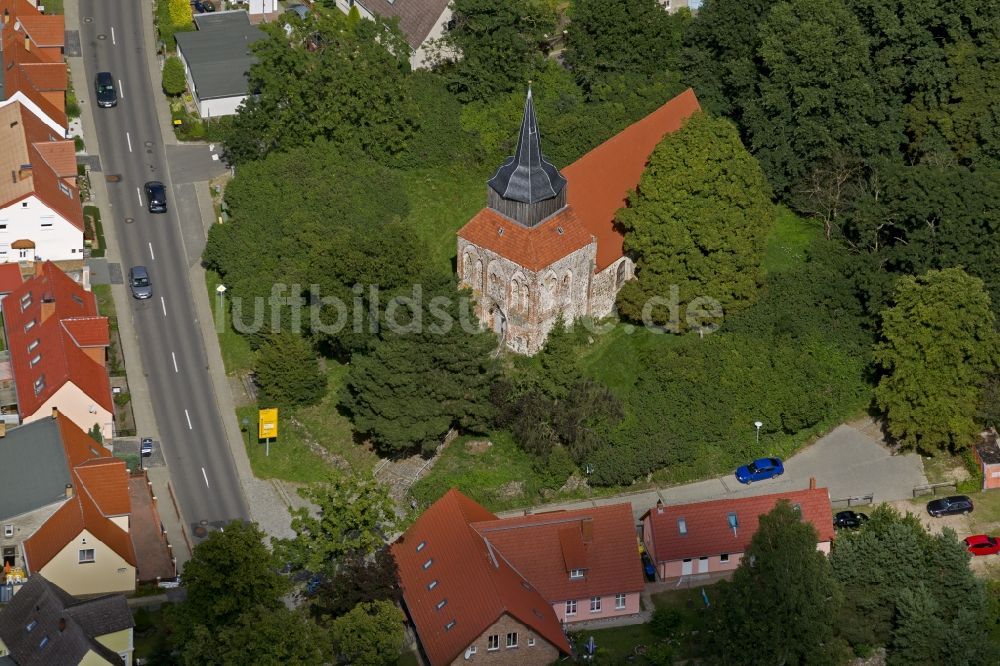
[486,87,567,227]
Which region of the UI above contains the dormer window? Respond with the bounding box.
[677,518,687,535]
[569,569,584,579]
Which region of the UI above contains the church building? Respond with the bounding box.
[457,87,701,355]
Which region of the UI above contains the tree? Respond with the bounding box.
[167,521,288,641]
[161,56,186,96]
[310,547,400,620]
[617,112,773,329]
[874,267,1000,453]
[564,0,688,90]
[330,600,404,666]
[253,332,326,408]
[180,605,330,666]
[167,0,193,28]
[829,504,994,663]
[341,279,498,455]
[222,12,415,165]
[431,0,556,103]
[709,501,844,665]
[741,0,892,194]
[680,0,772,116]
[276,474,396,574]
[87,423,102,445]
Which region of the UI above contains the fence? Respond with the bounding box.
[912,481,958,498]
[830,493,874,508]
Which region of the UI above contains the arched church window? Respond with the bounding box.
[489,269,503,299]
[616,261,627,288]
[474,260,484,293]
[463,251,475,285]
[542,273,557,311]
[510,280,521,310]
[561,272,573,306]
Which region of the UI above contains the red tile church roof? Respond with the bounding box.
[458,206,592,273]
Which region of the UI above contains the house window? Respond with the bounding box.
[506,632,518,648]
[565,600,577,616]
[615,593,626,610]
[78,549,95,563]
[528,638,535,647]
[487,635,499,651]
[590,597,602,613]
[466,646,477,655]
[677,517,687,535]
[720,553,730,563]
[569,568,584,579]
[3,525,12,537]
[58,182,71,197]
[0,224,6,230]
[40,222,53,228]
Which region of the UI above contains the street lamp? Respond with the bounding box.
[241,417,250,448]
[754,421,763,446]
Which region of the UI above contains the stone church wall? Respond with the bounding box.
[589,256,634,319]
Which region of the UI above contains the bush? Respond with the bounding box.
[161,56,187,96]
[73,135,85,152]
[167,0,193,28]
[650,607,684,638]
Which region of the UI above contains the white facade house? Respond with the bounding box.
[333,0,452,69]
[0,195,85,263]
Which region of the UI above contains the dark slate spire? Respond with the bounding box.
[487,87,567,205]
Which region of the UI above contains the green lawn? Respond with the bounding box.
[579,324,685,395]
[132,608,169,661]
[205,269,255,374]
[239,363,375,483]
[969,490,1000,532]
[42,0,63,14]
[763,206,819,274]
[400,166,489,276]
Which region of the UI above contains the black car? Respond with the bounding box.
[144,181,167,213]
[926,495,974,517]
[833,510,869,529]
[94,72,117,108]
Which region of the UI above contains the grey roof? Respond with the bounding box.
[0,418,71,522]
[285,4,309,19]
[357,0,452,50]
[175,11,265,101]
[0,576,128,665]
[487,88,566,204]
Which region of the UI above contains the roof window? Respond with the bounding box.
[416,540,426,552]
[435,599,448,610]
[422,558,433,570]
[727,512,738,529]
[427,580,437,591]
[29,354,41,367]
[677,517,687,535]
[39,636,49,649]
[26,620,36,632]
[27,339,39,352]
[445,620,456,631]
[33,375,45,395]
[24,319,35,332]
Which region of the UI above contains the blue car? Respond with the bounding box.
[735,457,784,484]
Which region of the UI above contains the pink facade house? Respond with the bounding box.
[640,487,834,581]
[471,503,645,624]
[974,428,1000,490]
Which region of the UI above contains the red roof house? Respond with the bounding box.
[393,489,571,666]
[640,487,834,581]
[1,261,112,438]
[0,0,67,132]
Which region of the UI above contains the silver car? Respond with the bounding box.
[129,266,152,299]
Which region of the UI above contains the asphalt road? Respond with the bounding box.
[79,1,250,530]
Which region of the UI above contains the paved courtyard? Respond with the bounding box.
[498,418,929,522]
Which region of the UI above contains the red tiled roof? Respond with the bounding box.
[641,488,834,563]
[471,504,644,603]
[61,317,110,347]
[562,88,701,271]
[23,416,135,571]
[392,489,571,666]
[457,206,593,273]
[18,62,67,91]
[0,263,24,294]
[14,14,66,47]
[2,262,112,420]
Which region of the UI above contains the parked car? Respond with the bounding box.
[144,181,167,213]
[640,551,656,582]
[94,71,117,108]
[833,510,868,529]
[193,0,215,12]
[128,265,152,300]
[963,534,1000,556]
[735,457,784,484]
[926,495,973,517]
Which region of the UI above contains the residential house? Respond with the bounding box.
[174,12,266,118]
[974,428,1000,490]
[0,102,83,265]
[0,0,68,135]
[0,411,136,597]
[331,0,452,69]
[456,87,701,355]
[470,504,644,624]
[0,574,134,665]
[392,489,571,666]
[640,487,834,581]
[1,261,111,438]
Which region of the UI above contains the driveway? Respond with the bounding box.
[497,418,928,522]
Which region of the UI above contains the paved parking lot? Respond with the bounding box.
[498,418,929,522]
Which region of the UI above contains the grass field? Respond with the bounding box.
[763,206,819,274]
[205,269,255,374]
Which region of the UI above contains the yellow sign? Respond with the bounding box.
[258,408,278,439]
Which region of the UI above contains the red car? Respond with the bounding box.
[963,534,1000,556]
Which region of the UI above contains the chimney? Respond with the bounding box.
[39,291,55,323]
[581,518,593,544]
[3,9,9,25]
[0,422,6,438]
[24,34,30,51]
[51,406,58,420]
[58,618,66,633]
[809,477,816,490]
[655,499,664,515]
[64,483,73,498]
